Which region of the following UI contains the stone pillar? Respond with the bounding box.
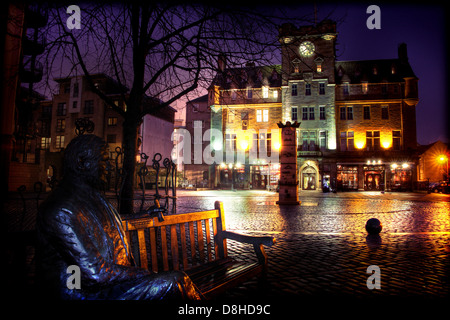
[276,121,300,205]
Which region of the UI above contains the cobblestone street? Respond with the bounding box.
[174,190,450,302]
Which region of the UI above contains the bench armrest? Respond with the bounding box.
[220,230,276,247]
[219,230,276,266]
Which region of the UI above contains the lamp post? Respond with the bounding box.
[437,155,449,180]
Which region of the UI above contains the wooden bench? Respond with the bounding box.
[122,200,276,299]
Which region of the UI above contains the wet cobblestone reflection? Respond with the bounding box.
[175,190,450,298]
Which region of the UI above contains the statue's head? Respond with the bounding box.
[63,134,109,189]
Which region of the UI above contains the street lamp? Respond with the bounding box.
[437,154,449,180]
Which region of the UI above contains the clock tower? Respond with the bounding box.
[279,19,337,86]
[279,20,338,191]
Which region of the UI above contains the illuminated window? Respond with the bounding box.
[40,137,51,150]
[340,131,354,151]
[292,59,301,73]
[362,82,368,94]
[366,131,380,151]
[107,117,117,126]
[272,90,278,99]
[56,135,65,149]
[256,109,268,122]
[262,86,269,98]
[56,119,65,132]
[225,133,237,151]
[263,109,269,122]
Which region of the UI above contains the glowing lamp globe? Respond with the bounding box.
[365,218,382,235]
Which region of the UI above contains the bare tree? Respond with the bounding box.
[42,3,311,215]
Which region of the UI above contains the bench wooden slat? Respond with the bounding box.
[170,224,179,270]
[205,218,212,262]
[189,221,196,265]
[197,220,204,263]
[149,228,158,273]
[160,226,169,271]
[179,223,188,269]
[212,218,219,261]
[137,229,148,269]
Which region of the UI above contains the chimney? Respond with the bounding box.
[398,43,408,63]
[218,53,226,72]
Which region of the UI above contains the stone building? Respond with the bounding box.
[279,20,337,191]
[189,19,420,192]
[209,62,282,189]
[183,94,211,187]
[49,73,176,187]
[334,47,419,191]
[279,20,419,191]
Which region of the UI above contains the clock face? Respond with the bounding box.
[299,41,315,57]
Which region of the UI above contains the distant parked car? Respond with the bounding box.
[429,181,450,194]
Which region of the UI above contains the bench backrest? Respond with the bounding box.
[122,201,227,273]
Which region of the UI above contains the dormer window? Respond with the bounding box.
[314,57,323,73]
[372,66,378,75]
[292,58,301,73]
[362,82,368,94]
[391,65,396,74]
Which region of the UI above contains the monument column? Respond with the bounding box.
[276,121,300,205]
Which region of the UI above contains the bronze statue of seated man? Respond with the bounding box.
[37,134,201,300]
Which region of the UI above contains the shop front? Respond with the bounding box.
[388,163,413,191]
[363,164,385,191]
[251,163,280,190]
[336,165,359,191]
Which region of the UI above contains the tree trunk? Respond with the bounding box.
[119,112,140,216]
